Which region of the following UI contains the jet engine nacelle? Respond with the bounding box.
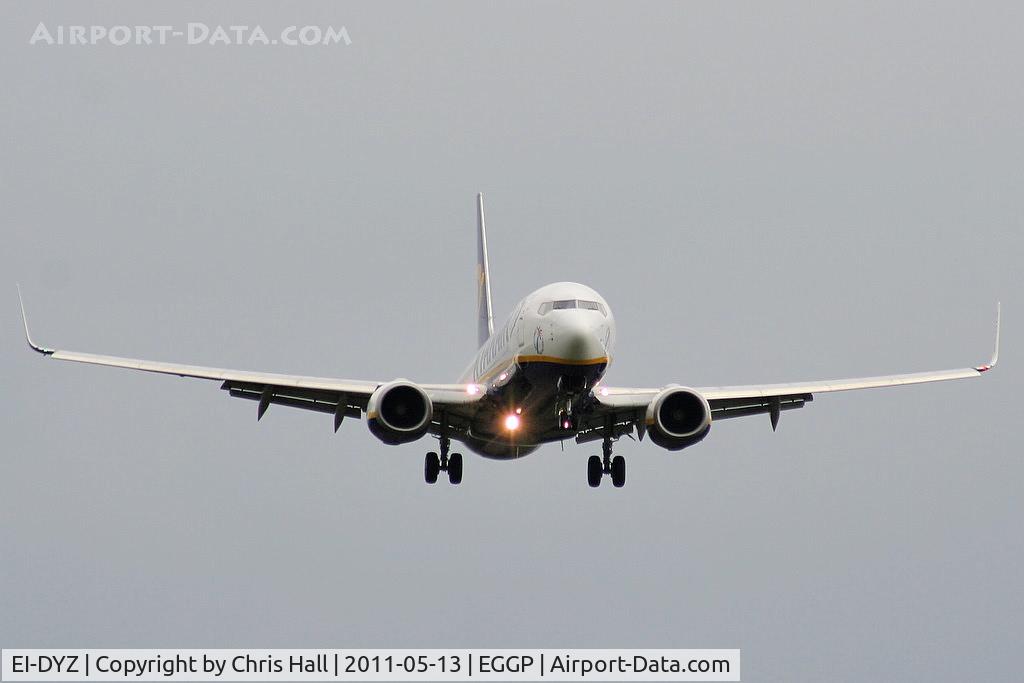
[366,380,433,445]
[645,386,712,451]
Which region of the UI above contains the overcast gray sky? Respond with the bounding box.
[2,1,1021,680]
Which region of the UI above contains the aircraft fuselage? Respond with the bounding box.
[456,281,616,458]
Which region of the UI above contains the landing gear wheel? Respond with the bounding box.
[587,455,602,488]
[424,452,440,484]
[611,455,626,488]
[448,453,463,485]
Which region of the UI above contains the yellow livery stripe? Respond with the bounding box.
[515,355,609,366]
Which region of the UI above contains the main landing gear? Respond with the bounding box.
[425,432,462,485]
[588,432,625,488]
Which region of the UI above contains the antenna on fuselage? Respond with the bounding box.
[476,193,494,347]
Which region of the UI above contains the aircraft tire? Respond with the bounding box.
[425,452,440,484]
[448,453,463,485]
[587,455,602,488]
[611,455,626,488]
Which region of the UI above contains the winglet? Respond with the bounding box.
[975,301,1000,373]
[16,284,54,355]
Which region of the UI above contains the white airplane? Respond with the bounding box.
[20,194,1000,487]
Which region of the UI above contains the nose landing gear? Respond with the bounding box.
[425,431,463,485]
[587,429,625,488]
[557,395,577,432]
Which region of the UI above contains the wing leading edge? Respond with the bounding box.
[593,303,1000,431]
[17,286,480,431]
[19,286,1000,440]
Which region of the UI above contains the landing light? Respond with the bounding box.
[466,384,480,395]
[504,413,521,431]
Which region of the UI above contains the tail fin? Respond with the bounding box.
[476,193,494,346]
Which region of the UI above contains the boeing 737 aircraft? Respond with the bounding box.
[19,194,1000,487]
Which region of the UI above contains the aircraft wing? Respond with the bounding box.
[583,304,1000,438]
[18,288,480,431]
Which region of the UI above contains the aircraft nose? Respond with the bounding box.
[556,315,608,362]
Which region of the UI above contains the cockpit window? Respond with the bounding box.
[538,299,607,316]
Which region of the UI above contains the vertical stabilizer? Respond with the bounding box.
[476,193,494,346]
